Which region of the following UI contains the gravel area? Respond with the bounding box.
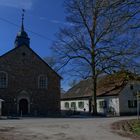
[0,116,136,140]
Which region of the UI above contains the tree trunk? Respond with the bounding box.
[91,75,97,115]
[91,47,97,115]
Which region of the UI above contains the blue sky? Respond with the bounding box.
[0,0,70,90]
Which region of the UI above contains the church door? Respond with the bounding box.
[19,99,28,116]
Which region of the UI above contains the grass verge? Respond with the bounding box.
[112,119,140,140]
[131,120,140,135]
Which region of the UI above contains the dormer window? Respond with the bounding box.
[130,84,134,90]
[38,75,48,89]
[0,72,8,88]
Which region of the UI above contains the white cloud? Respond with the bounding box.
[39,17,74,26]
[0,0,33,10]
[50,20,74,26]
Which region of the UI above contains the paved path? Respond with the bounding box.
[0,117,135,140]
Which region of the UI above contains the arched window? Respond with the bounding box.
[0,72,8,88]
[38,75,48,89]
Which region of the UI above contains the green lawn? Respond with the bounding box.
[131,120,140,135]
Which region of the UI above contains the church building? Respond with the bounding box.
[0,12,61,116]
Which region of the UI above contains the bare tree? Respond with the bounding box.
[52,0,140,115]
[69,79,78,88]
[43,56,58,71]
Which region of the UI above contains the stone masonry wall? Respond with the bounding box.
[0,45,61,116]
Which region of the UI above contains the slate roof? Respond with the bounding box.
[0,99,4,102]
[61,71,138,100]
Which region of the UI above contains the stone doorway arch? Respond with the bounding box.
[19,99,28,115]
[17,90,30,116]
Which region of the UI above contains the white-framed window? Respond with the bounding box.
[64,102,69,109]
[38,75,48,89]
[0,71,8,88]
[128,100,137,108]
[71,102,76,109]
[99,100,107,108]
[78,102,84,109]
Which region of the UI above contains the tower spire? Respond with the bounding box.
[14,9,30,48]
[21,9,25,31]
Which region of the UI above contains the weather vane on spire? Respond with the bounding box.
[21,9,25,31]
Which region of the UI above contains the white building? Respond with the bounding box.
[61,71,140,116]
[0,99,4,116]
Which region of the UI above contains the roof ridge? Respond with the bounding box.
[0,46,62,79]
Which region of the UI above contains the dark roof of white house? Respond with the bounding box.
[61,71,138,100]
